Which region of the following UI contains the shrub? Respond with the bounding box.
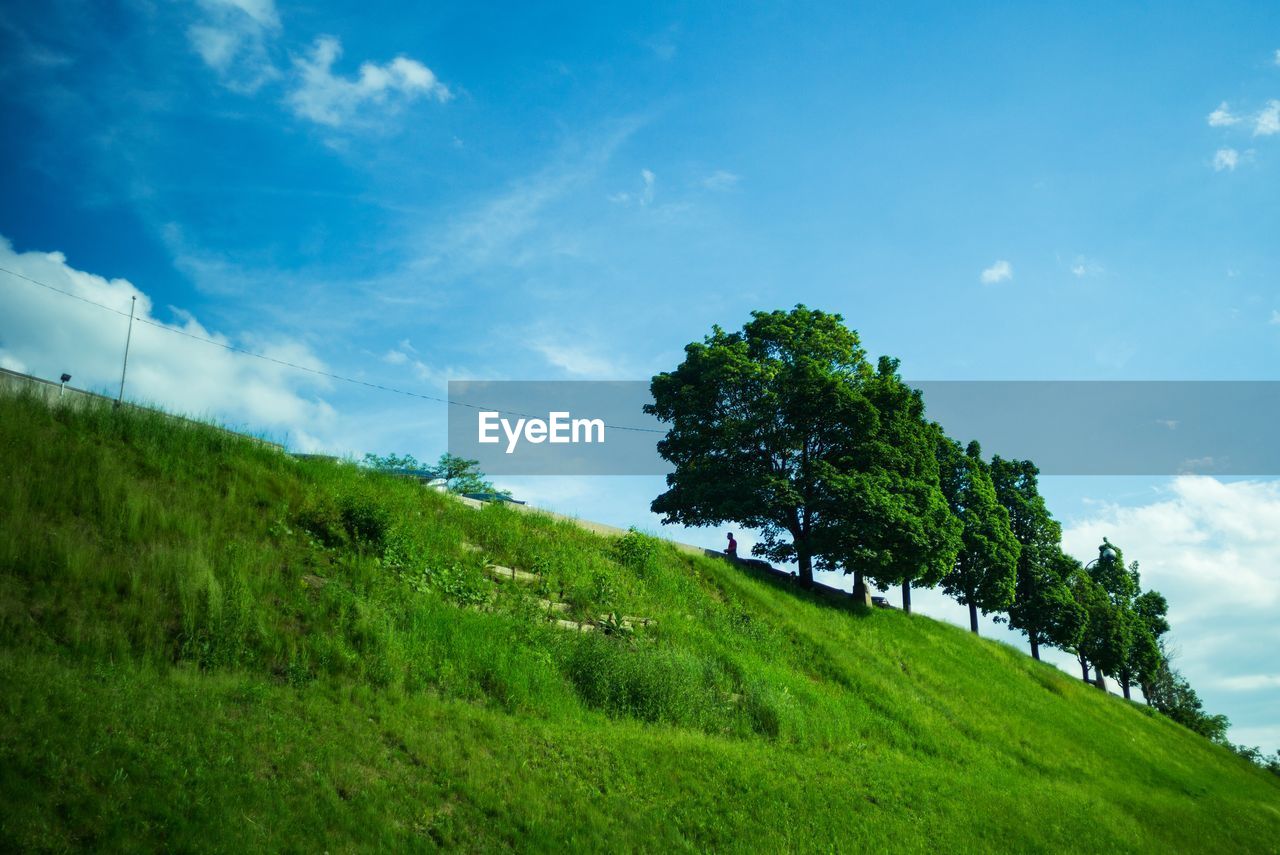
[612,528,660,578]
[564,634,718,728]
[339,493,390,550]
[295,491,390,551]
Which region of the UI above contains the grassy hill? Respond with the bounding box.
[1,391,1277,852]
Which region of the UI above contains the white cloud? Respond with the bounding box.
[1062,477,1280,740]
[187,0,281,93]
[1275,49,1280,66]
[640,169,656,205]
[702,170,740,191]
[286,36,451,127]
[979,259,1012,284]
[609,168,657,207]
[1063,476,1280,620]
[0,234,334,441]
[1215,674,1280,691]
[1070,256,1104,278]
[1213,147,1240,171]
[1207,101,1240,127]
[1270,310,1280,326]
[200,0,279,29]
[1255,99,1280,136]
[379,341,455,386]
[532,339,626,377]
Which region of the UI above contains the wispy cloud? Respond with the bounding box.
[1255,99,1280,137]
[286,36,451,127]
[640,169,655,205]
[187,0,281,93]
[531,339,627,377]
[702,170,740,191]
[1269,309,1280,326]
[1070,255,1104,278]
[643,25,679,62]
[1215,674,1280,691]
[1213,147,1240,171]
[610,168,657,206]
[980,259,1012,284]
[1207,101,1240,127]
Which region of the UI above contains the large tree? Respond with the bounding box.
[936,439,1019,633]
[646,306,877,586]
[989,457,1083,659]
[822,361,961,613]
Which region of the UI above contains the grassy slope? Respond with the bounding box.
[0,393,1276,852]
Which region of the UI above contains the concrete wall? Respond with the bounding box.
[0,367,284,452]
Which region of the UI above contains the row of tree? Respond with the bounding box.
[645,306,1168,700]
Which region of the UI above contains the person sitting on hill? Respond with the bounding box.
[725,532,738,559]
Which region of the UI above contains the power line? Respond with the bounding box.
[0,264,665,434]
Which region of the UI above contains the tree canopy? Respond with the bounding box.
[936,439,1019,633]
[646,306,878,586]
[989,457,1083,659]
[362,452,507,497]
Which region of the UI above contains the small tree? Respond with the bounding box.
[1145,645,1231,742]
[936,439,1019,633]
[989,457,1083,659]
[1122,589,1169,701]
[363,452,507,496]
[1068,566,1129,688]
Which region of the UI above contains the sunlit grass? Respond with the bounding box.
[1,391,1277,851]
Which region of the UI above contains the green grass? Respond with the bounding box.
[1,390,1277,852]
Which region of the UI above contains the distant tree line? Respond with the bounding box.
[647,305,1276,772]
[362,452,510,498]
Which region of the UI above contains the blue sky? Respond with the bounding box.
[2,1,1278,748]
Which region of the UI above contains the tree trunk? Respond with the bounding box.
[1121,681,1131,700]
[1094,672,1106,692]
[968,601,979,634]
[796,549,814,588]
[1029,633,1040,661]
[901,581,912,614]
[1079,658,1090,682]
[852,570,871,606]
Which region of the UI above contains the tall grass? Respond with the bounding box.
[1,390,1277,852]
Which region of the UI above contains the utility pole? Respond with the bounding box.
[117,295,136,407]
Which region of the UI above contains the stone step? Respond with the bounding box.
[553,618,596,633]
[485,564,539,583]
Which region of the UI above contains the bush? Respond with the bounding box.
[295,490,390,551]
[339,493,390,550]
[612,528,661,578]
[564,633,719,728]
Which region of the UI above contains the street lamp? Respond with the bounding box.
[59,373,71,399]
